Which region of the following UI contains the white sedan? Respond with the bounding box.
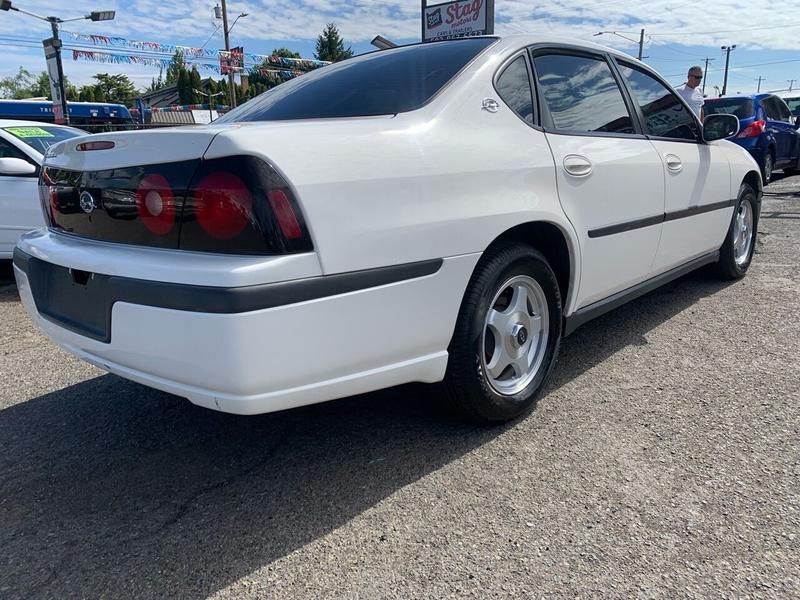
[0,119,84,258]
[14,36,760,422]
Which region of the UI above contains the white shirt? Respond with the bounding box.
[677,84,704,117]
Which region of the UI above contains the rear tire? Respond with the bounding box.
[443,244,562,423]
[762,150,774,184]
[714,182,758,279]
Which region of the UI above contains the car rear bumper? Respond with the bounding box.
[13,239,478,415]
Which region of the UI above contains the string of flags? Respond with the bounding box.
[66,31,329,69]
[72,49,316,81]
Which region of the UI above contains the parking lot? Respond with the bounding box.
[0,175,798,599]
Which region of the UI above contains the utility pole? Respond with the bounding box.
[593,30,645,61]
[0,1,114,125]
[788,79,797,92]
[701,57,714,95]
[755,76,763,93]
[720,45,736,96]
[638,28,644,61]
[220,0,235,108]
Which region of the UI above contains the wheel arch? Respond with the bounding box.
[486,220,578,314]
[742,169,762,201]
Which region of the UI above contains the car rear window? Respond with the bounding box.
[3,125,83,154]
[217,38,496,122]
[703,98,755,119]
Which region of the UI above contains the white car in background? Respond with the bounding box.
[14,36,761,422]
[0,120,83,258]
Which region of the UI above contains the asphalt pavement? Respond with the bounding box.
[1,175,798,599]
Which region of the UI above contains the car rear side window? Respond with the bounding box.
[532,53,634,134]
[704,98,755,119]
[617,63,699,141]
[217,38,496,122]
[496,55,535,125]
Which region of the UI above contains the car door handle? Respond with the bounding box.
[563,154,592,177]
[665,154,683,172]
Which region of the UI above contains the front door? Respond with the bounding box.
[0,137,41,255]
[614,61,734,272]
[531,50,665,308]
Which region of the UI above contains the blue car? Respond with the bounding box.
[704,93,800,184]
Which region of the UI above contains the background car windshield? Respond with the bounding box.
[3,126,82,154]
[217,38,496,122]
[704,98,755,119]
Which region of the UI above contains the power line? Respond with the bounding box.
[648,23,800,36]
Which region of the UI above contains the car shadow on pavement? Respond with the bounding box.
[0,269,735,599]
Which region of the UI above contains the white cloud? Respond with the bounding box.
[0,0,797,92]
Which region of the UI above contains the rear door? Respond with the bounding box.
[530,48,665,308]
[614,60,733,272]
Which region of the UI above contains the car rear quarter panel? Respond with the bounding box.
[205,48,580,311]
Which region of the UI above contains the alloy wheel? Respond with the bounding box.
[733,197,754,266]
[481,275,549,396]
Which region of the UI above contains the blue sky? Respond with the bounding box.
[1,0,799,96]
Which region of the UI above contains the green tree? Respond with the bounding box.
[314,23,353,62]
[89,73,137,105]
[78,86,95,102]
[0,67,36,98]
[145,68,165,93]
[270,47,302,59]
[176,68,192,105]
[189,67,202,104]
[165,50,185,85]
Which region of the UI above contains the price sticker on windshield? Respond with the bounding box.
[4,127,55,138]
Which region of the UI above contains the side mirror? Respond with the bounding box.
[0,157,37,176]
[794,115,800,129]
[703,113,739,142]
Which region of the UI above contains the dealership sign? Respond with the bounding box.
[422,0,494,42]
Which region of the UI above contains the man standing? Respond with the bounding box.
[677,66,705,119]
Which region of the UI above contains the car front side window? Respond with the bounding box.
[616,62,700,142]
[532,53,635,135]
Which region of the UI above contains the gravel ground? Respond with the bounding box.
[0,175,798,599]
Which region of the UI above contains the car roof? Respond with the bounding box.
[491,34,634,60]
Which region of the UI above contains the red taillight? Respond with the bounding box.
[737,120,766,138]
[136,173,176,235]
[193,171,253,239]
[76,140,115,151]
[268,189,302,240]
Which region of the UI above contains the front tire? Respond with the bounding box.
[714,182,758,279]
[443,244,562,423]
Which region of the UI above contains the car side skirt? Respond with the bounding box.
[563,250,720,336]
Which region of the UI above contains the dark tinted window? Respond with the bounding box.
[496,56,534,124]
[704,98,755,119]
[533,53,634,134]
[775,98,793,121]
[218,38,496,122]
[617,63,699,141]
[0,137,29,160]
[761,97,780,120]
